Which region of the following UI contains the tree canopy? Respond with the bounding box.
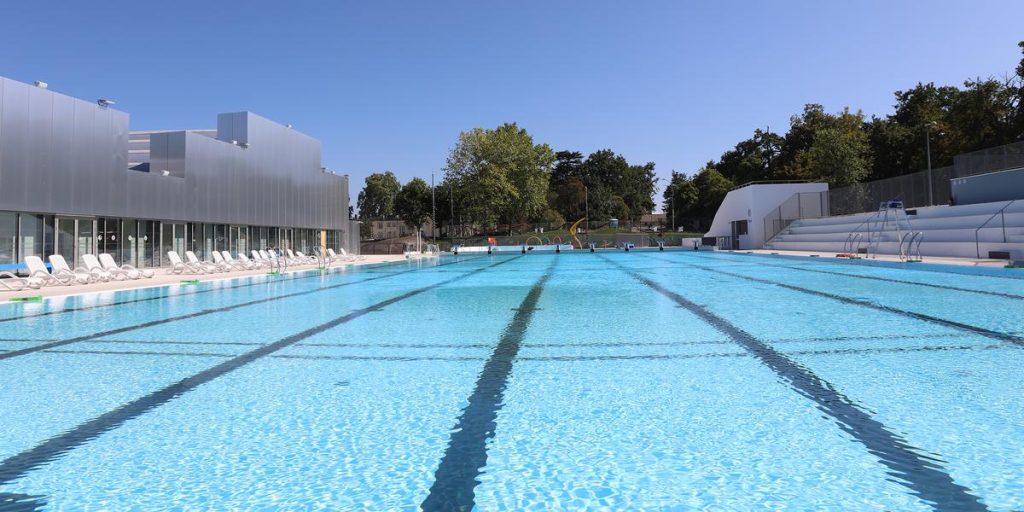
[356,171,401,219]
[443,123,554,233]
[356,41,1024,238]
[394,177,433,232]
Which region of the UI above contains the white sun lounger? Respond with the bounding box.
[0,270,39,291]
[99,253,154,279]
[167,251,205,274]
[82,254,127,281]
[338,248,365,261]
[185,251,221,273]
[250,250,268,268]
[221,251,253,270]
[210,251,235,272]
[236,252,260,269]
[48,254,95,284]
[326,248,355,262]
[25,256,76,286]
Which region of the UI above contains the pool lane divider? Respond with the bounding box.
[0,256,489,362]
[0,255,524,488]
[647,253,1024,348]
[0,256,482,324]
[598,255,989,512]
[421,258,558,512]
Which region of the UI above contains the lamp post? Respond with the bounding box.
[925,122,935,206]
[661,177,675,232]
[584,185,589,247]
[431,172,437,241]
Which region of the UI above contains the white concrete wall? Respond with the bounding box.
[705,183,829,249]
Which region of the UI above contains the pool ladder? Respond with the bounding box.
[268,247,289,274]
[843,233,864,256]
[313,246,330,270]
[899,232,924,262]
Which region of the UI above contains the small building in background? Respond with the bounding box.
[365,219,434,240]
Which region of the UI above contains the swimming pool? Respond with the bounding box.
[1,251,1022,510]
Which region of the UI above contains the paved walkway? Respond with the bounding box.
[0,255,406,302]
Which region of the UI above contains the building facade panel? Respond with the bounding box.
[0,76,355,271]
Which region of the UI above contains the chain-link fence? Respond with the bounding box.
[953,141,1024,178]
[828,166,952,216]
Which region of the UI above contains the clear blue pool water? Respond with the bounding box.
[1,250,1023,511]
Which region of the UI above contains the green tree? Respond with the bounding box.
[443,123,554,234]
[549,151,587,221]
[394,177,433,235]
[778,105,873,187]
[621,162,658,222]
[714,129,784,184]
[356,171,401,219]
[692,165,733,219]
[578,149,657,222]
[662,171,698,229]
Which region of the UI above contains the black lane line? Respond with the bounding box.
[643,254,1024,348]
[693,252,1024,300]
[0,256,521,488]
[0,256,489,362]
[420,259,558,512]
[0,332,978,347]
[33,342,1008,363]
[599,256,988,512]
[516,344,1003,360]
[0,256,482,324]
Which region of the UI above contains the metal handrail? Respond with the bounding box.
[974,199,1018,258]
[313,246,330,269]
[910,232,924,261]
[853,233,866,255]
[898,232,914,261]
[844,210,882,254]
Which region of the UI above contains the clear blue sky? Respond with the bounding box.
[2,1,1022,210]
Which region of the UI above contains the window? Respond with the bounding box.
[99,218,121,264]
[19,214,54,264]
[0,213,16,266]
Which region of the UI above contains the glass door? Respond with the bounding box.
[54,217,96,267]
[77,219,96,264]
[98,218,120,264]
[56,218,76,265]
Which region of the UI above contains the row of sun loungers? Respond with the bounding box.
[0,253,154,291]
[166,248,362,275]
[1,247,365,291]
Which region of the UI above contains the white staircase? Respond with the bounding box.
[765,199,1024,260]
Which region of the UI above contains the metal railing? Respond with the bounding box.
[899,231,923,262]
[975,199,1019,258]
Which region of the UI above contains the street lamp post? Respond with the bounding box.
[584,185,589,247]
[926,122,935,206]
[431,172,437,241]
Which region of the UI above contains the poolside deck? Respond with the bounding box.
[0,255,406,301]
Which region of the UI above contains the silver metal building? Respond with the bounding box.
[0,76,359,271]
